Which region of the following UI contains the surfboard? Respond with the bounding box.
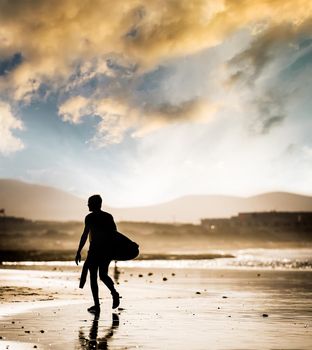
[111,231,139,260]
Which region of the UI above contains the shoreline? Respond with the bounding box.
[0,250,235,262]
[1,246,312,262]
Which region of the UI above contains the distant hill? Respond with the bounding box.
[0,179,86,221]
[0,179,312,222]
[115,192,312,223]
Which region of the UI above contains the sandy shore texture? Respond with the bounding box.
[0,265,311,349]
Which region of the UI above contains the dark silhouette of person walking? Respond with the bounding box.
[75,194,120,313]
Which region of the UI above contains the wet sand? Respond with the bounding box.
[0,266,311,349]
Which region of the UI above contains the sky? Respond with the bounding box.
[0,0,311,207]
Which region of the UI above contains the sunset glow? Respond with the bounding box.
[0,0,311,206]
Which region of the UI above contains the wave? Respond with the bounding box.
[1,249,311,270]
[2,258,312,271]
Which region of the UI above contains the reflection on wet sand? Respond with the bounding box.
[78,313,120,349]
[113,261,121,284]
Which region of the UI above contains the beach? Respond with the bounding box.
[0,257,311,350]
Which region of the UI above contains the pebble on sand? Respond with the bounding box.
[40,330,45,333]
[262,313,269,317]
[196,291,201,294]
[222,296,228,299]
[148,272,153,276]
[138,274,143,278]
[163,277,168,281]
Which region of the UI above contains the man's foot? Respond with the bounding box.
[112,291,120,309]
[87,305,100,314]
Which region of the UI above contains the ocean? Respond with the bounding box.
[1,248,311,270]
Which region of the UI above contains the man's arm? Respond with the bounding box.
[75,224,89,265]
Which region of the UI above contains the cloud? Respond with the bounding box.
[58,96,131,145]
[132,98,218,137]
[227,19,312,86]
[0,0,310,98]
[59,94,217,145]
[0,0,311,146]
[59,95,90,124]
[0,101,24,155]
[225,18,312,135]
[245,91,286,135]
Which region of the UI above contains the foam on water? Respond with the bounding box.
[2,248,312,270]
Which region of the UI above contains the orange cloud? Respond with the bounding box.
[59,95,217,145]
[0,0,311,147]
[0,0,310,100]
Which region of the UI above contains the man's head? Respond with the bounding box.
[88,194,102,212]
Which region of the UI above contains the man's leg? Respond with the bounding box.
[99,261,120,309]
[89,265,100,311]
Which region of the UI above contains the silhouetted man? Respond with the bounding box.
[75,194,120,313]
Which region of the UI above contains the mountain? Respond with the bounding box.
[0,179,312,222]
[0,179,86,221]
[114,192,312,222]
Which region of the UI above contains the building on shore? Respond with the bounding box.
[201,211,312,234]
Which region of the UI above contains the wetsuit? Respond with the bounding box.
[79,210,117,290]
